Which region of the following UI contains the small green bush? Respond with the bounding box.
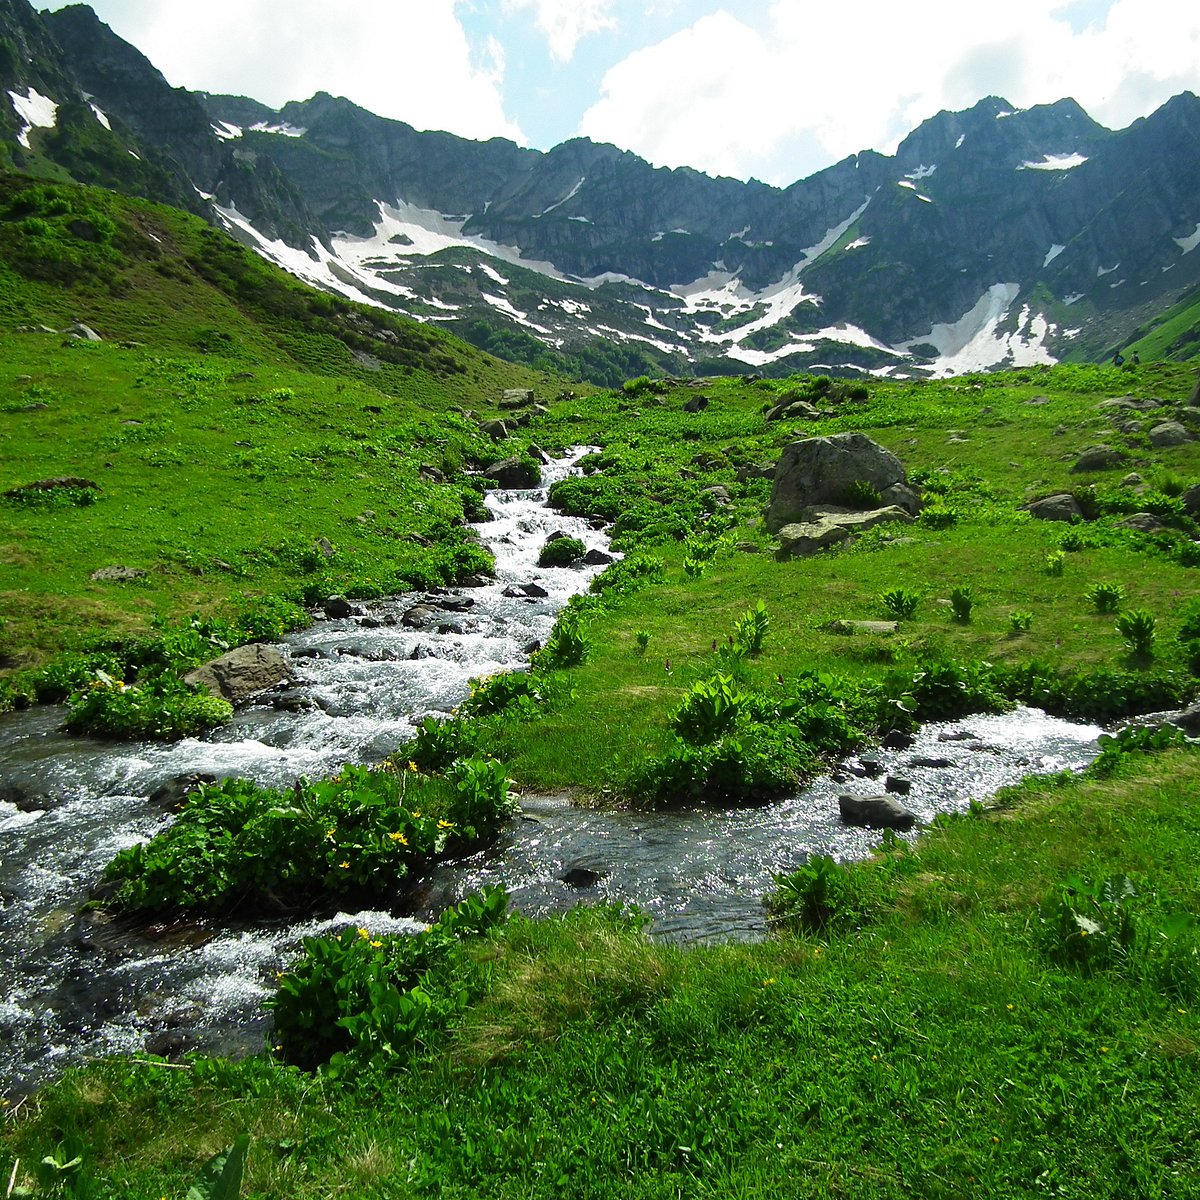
[538,536,585,568]
[949,585,975,623]
[1115,608,1156,656]
[1008,610,1033,632]
[1084,581,1125,613]
[766,855,871,932]
[879,588,920,619]
[1044,550,1066,576]
[65,672,232,740]
[732,599,770,655]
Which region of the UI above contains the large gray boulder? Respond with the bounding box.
[838,793,917,831]
[184,644,293,705]
[1027,493,1083,522]
[767,433,908,532]
[1183,483,1200,518]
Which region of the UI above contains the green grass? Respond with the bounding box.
[4,748,1198,1198]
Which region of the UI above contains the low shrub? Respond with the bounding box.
[1084,581,1125,614]
[538,536,585,568]
[536,605,590,668]
[1008,610,1033,632]
[766,855,873,933]
[461,670,543,716]
[732,599,770,655]
[1115,608,1157,656]
[64,672,232,740]
[949,585,975,623]
[879,588,920,619]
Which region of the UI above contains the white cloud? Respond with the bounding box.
[60,0,525,144]
[579,0,1200,185]
[503,0,618,63]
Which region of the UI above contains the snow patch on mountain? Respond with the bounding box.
[906,164,937,180]
[905,284,1058,376]
[1097,262,1119,277]
[1019,153,1088,171]
[538,178,585,216]
[480,292,550,334]
[1043,244,1066,267]
[89,103,111,131]
[212,121,242,141]
[7,88,58,148]
[846,237,871,250]
[1175,222,1200,254]
[248,121,306,138]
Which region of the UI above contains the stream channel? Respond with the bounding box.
[0,450,1105,1097]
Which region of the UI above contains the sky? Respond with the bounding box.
[41,0,1200,186]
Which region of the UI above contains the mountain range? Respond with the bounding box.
[3,0,1200,384]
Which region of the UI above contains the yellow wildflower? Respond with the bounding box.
[407,760,419,773]
[438,819,454,830]
[370,940,383,949]
[339,861,350,869]
[388,831,409,845]
[412,809,422,818]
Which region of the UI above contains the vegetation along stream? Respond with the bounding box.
[0,450,1105,1099]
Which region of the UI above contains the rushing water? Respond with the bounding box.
[0,450,1105,1097]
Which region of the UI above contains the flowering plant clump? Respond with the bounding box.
[103,759,515,916]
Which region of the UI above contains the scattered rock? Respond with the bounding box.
[1071,445,1127,473]
[1121,472,1144,487]
[527,443,551,464]
[702,485,732,506]
[147,774,218,811]
[1148,420,1192,448]
[583,549,614,566]
[859,758,884,779]
[559,867,602,889]
[323,597,356,619]
[401,605,440,629]
[908,756,954,769]
[881,729,916,750]
[0,782,57,813]
[1026,493,1083,522]
[503,583,549,599]
[419,465,446,484]
[938,731,978,743]
[1171,703,1200,735]
[1116,512,1168,533]
[500,389,534,408]
[682,395,709,413]
[480,419,509,440]
[183,644,294,705]
[885,776,912,796]
[775,506,914,558]
[838,793,917,832]
[10,476,100,496]
[89,565,147,582]
[63,322,102,342]
[1182,483,1200,518]
[826,619,900,636]
[435,595,475,612]
[314,537,335,559]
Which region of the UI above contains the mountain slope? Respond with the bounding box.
[5,0,1200,381]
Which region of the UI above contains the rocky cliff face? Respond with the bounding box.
[4,0,1200,382]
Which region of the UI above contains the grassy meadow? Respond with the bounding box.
[2,171,1200,1197]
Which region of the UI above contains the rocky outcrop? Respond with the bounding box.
[183,644,293,704]
[775,506,914,558]
[1148,421,1192,448]
[767,434,910,532]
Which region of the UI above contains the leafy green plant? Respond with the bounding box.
[1044,550,1066,576]
[948,585,975,623]
[462,670,542,716]
[879,588,920,619]
[1115,608,1156,656]
[536,606,590,668]
[1089,723,1191,778]
[1084,581,1125,613]
[671,674,746,743]
[64,672,232,741]
[766,855,869,932]
[634,629,651,655]
[1039,873,1140,972]
[102,760,515,916]
[187,1136,250,1200]
[270,888,509,1073]
[839,479,881,509]
[732,599,770,655]
[1008,610,1033,632]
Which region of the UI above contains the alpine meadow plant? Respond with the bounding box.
[1115,608,1157,656]
[1008,610,1034,633]
[732,599,770,655]
[879,588,920,619]
[1045,550,1066,576]
[949,585,976,623]
[1085,581,1125,613]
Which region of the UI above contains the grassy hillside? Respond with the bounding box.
[1125,282,1200,363]
[0,173,562,670]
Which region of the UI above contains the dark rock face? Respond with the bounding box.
[485,458,540,488]
[767,434,908,532]
[1071,445,1128,472]
[183,644,293,704]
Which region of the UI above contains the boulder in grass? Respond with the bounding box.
[1027,493,1083,522]
[484,458,540,488]
[767,433,908,532]
[1071,445,1127,473]
[1148,421,1192,448]
[838,793,917,831]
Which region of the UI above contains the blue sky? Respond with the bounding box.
[43,0,1200,186]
